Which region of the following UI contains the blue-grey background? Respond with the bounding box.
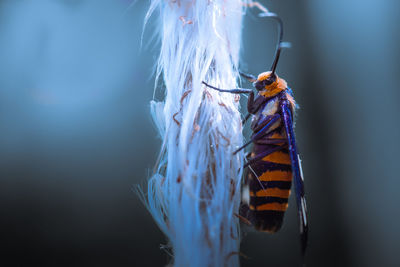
[1,0,399,266]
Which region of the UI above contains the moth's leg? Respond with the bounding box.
[242,91,258,125]
[242,91,256,125]
[247,91,256,114]
[251,114,280,132]
[249,94,267,114]
[242,113,252,125]
[244,92,271,125]
[234,213,252,226]
[250,114,281,141]
[243,145,286,168]
[239,71,257,83]
[254,138,287,145]
[233,114,280,155]
[202,81,252,94]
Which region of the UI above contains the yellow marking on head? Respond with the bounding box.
[263,151,291,165]
[257,72,272,81]
[250,188,291,198]
[259,170,292,181]
[257,71,288,98]
[255,203,289,211]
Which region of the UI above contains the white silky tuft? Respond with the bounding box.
[145,1,247,266]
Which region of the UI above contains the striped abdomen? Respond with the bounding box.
[244,130,293,232]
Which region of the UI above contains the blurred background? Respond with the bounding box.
[0,0,399,266]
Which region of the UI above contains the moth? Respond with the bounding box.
[203,11,308,254]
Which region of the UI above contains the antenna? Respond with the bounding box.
[259,12,287,76]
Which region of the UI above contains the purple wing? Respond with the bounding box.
[281,100,308,255]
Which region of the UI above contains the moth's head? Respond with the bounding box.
[253,71,276,91]
[253,71,287,97]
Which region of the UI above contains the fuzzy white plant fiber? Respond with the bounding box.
[145,1,246,266]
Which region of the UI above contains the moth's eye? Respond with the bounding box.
[254,81,264,91]
[263,79,274,86]
[263,75,277,86]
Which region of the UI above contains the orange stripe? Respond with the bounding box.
[269,132,285,139]
[256,203,289,211]
[250,188,290,198]
[259,170,292,181]
[262,151,291,164]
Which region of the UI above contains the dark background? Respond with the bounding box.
[1,0,399,266]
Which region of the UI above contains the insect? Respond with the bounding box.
[202,11,308,254]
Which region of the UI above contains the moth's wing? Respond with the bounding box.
[281,101,308,255]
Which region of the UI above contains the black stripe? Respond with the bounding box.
[263,181,292,189]
[249,179,292,190]
[250,161,292,175]
[250,196,288,206]
[253,144,289,153]
[252,143,288,155]
[249,210,285,233]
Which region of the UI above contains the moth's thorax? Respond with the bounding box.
[256,71,288,98]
